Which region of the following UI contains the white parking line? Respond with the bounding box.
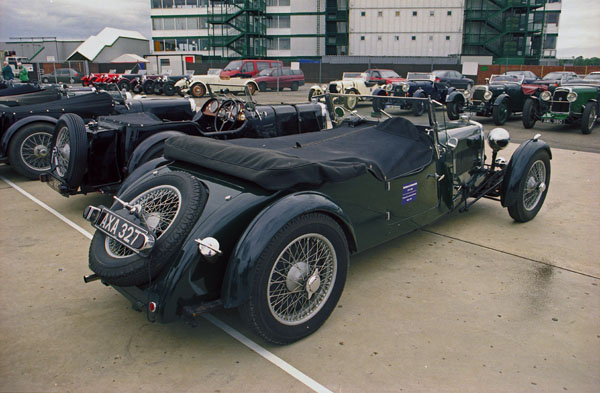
[0,175,333,393]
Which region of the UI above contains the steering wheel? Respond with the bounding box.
[214,99,239,131]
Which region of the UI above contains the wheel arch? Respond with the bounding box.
[309,84,323,95]
[493,93,510,107]
[446,90,465,105]
[1,115,57,158]
[221,191,357,309]
[126,130,186,174]
[501,138,552,208]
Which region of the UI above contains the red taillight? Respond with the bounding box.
[435,77,441,82]
[148,302,157,313]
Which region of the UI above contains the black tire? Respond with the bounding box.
[163,82,176,96]
[117,80,130,91]
[153,83,163,95]
[41,77,49,83]
[344,89,358,110]
[507,150,551,223]
[190,83,206,98]
[258,82,267,92]
[446,98,463,120]
[308,88,316,101]
[89,171,207,287]
[50,114,88,188]
[581,102,598,134]
[7,122,54,179]
[372,92,387,112]
[132,83,143,94]
[239,213,349,344]
[291,82,299,91]
[492,99,511,125]
[522,98,539,129]
[143,80,155,95]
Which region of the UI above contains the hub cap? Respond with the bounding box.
[267,233,337,325]
[523,160,546,211]
[20,132,52,171]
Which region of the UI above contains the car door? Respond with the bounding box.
[269,68,281,89]
[240,62,255,78]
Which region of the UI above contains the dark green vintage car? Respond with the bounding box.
[446,74,548,125]
[81,94,552,344]
[522,84,599,134]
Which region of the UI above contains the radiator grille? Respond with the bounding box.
[472,88,486,102]
[551,90,570,113]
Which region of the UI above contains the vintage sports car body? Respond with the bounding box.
[0,84,64,107]
[1,91,196,179]
[446,74,548,125]
[308,72,383,109]
[41,83,328,196]
[522,84,599,134]
[80,93,552,345]
[372,72,454,116]
[175,73,258,98]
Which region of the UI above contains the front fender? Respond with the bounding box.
[413,89,426,98]
[1,115,57,157]
[372,87,387,96]
[116,157,170,197]
[310,84,323,95]
[127,130,186,173]
[501,138,552,207]
[493,93,509,107]
[446,90,465,105]
[221,191,357,309]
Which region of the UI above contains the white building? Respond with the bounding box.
[348,0,465,57]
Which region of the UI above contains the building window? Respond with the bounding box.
[411,36,416,41]
[395,36,399,40]
[447,10,452,16]
[429,35,433,41]
[267,0,290,5]
[546,12,560,24]
[152,18,163,30]
[430,11,435,16]
[267,37,290,50]
[446,35,450,40]
[175,17,186,30]
[412,11,417,16]
[360,36,365,41]
[378,11,383,17]
[377,36,382,41]
[162,18,175,30]
[395,11,400,16]
[160,59,170,66]
[361,11,365,16]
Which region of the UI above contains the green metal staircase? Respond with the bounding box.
[207,0,267,58]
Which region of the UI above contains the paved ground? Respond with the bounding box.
[1,87,599,392]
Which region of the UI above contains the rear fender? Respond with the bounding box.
[413,89,426,98]
[446,90,465,105]
[1,115,57,157]
[501,138,552,207]
[221,191,357,309]
[127,130,186,173]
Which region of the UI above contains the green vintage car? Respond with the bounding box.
[80,94,552,344]
[522,84,599,134]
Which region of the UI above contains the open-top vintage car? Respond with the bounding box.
[522,84,599,134]
[372,72,454,116]
[175,72,258,98]
[80,93,552,345]
[1,91,196,179]
[41,83,328,196]
[446,74,548,125]
[308,72,382,109]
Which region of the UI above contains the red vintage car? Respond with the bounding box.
[364,69,405,84]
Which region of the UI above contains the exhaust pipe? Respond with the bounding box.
[83,274,100,283]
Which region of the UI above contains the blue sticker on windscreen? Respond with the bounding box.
[402,181,417,204]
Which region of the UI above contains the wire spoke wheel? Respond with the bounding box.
[105,185,182,258]
[20,131,52,171]
[523,160,546,211]
[53,126,71,177]
[268,233,337,325]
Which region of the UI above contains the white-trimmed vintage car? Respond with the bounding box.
[308,72,384,109]
[175,71,259,98]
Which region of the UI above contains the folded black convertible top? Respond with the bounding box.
[164,117,434,191]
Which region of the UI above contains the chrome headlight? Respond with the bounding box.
[483,90,493,101]
[567,92,578,102]
[401,83,410,92]
[462,89,471,99]
[188,98,197,112]
[384,83,393,91]
[321,84,327,91]
[487,128,511,152]
[540,91,551,101]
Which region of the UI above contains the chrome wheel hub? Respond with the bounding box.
[20,132,52,171]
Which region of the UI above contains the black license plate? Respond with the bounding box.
[46,176,64,193]
[543,118,564,125]
[94,209,152,253]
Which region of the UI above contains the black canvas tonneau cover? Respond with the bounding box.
[98,111,163,128]
[0,83,43,97]
[164,117,434,191]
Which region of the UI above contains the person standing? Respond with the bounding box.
[2,60,14,81]
[18,63,29,82]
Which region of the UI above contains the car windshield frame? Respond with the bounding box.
[407,72,435,81]
[206,82,255,107]
[207,68,222,75]
[584,73,600,81]
[489,74,524,84]
[379,70,401,78]
[342,72,363,79]
[543,72,572,80]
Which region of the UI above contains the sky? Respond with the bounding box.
[0,0,598,58]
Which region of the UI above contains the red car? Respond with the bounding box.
[220,59,283,78]
[254,67,305,91]
[364,69,405,84]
